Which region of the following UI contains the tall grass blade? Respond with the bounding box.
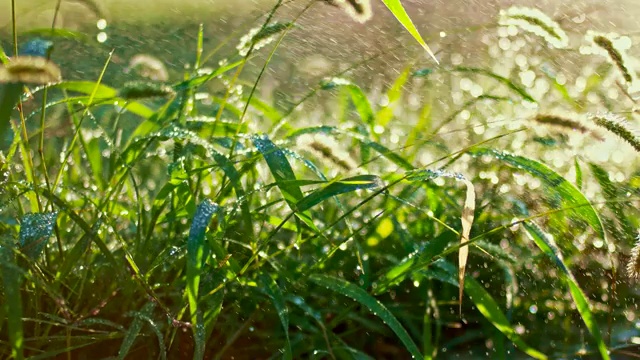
[118,302,156,360]
[431,260,547,360]
[258,273,292,360]
[296,175,382,212]
[310,274,422,358]
[523,222,610,360]
[468,148,605,239]
[379,0,438,63]
[452,67,536,102]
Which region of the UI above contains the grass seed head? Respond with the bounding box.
[117,81,176,100]
[322,0,373,24]
[498,6,569,49]
[589,112,640,153]
[628,233,640,279]
[0,56,61,84]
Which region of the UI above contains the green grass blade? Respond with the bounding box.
[252,134,304,206]
[379,0,438,63]
[376,66,411,127]
[187,200,218,325]
[468,148,605,239]
[310,274,422,359]
[432,261,547,360]
[589,162,636,238]
[118,302,155,360]
[0,243,24,360]
[452,67,536,102]
[296,175,382,212]
[375,231,455,295]
[523,222,610,360]
[258,273,292,360]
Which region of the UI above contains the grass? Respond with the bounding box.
[1,0,640,359]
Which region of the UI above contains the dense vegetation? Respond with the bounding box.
[1,0,639,358]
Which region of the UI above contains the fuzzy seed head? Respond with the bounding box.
[0,56,62,84]
[498,6,569,49]
[628,233,640,279]
[322,0,373,23]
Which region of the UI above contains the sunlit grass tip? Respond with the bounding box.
[628,233,640,279]
[588,112,640,152]
[581,31,638,86]
[297,133,358,172]
[322,0,373,24]
[498,6,569,49]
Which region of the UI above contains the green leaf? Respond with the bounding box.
[187,200,219,325]
[379,0,438,63]
[296,175,382,212]
[468,148,605,239]
[523,222,609,360]
[310,274,422,358]
[258,273,292,360]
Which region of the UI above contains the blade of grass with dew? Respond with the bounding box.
[252,134,318,231]
[376,65,412,127]
[118,302,155,360]
[452,67,536,102]
[457,176,475,314]
[125,312,167,360]
[321,79,375,135]
[296,175,382,212]
[589,162,636,238]
[258,273,292,360]
[0,243,24,360]
[18,211,58,259]
[187,200,219,332]
[379,0,438,63]
[523,222,610,360]
[310,274,422,358]
[431,260,548,360]
[467,148,605,239]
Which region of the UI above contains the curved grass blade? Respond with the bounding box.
[18,212,58,259]
[431,260,547,360]
[453,67,536,102]
[118,302,155,360]
[380,0,438,63]
[468,148,605,239]
[589,162,635,239]
[376,65,411,127]
[523,222,610,360]
[310,274,422,358]
[296,175,382,212]
[252,134,317,230]
[258,273,292,360]
[321,80,374,133]
[0,243,24,360]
